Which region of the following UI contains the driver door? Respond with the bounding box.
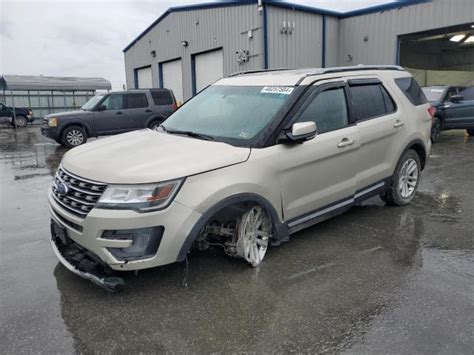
[443,87,474,128]
[93,93,128,135]
[278,81,360,230]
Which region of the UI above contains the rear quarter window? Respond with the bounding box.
[151,90,174,105]
[395,77,428,106]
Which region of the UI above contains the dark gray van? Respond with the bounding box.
[41,89,177,147]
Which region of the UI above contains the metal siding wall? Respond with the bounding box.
[124,4,264,100]
[325,16,339,67]
[337,0,474,66]
[267,5,326,69]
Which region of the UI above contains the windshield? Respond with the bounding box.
[162,85,294,142]
[81,94,105,111]
[422,87,445,102]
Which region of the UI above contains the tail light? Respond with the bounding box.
[427,106,436,122]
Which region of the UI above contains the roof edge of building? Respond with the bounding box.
[122,0,433,53]
[340,0,432,18]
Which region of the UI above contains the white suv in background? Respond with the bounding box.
[48,65,432,290]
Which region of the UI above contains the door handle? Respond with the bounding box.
[116,111,123,115]
[394,120,405,128]
[145,109,152,113]
[337,138,355,148]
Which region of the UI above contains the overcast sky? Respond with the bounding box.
[0,0,393,89]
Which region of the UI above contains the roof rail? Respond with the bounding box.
[227,68,291,77]
[295,65,405,84]
[320,65,405,74]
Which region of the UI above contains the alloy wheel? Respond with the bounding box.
[66,130,84,146]
[236,205,272,267]
[398,158,418,199]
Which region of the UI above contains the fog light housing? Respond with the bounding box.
[103,227,164,261]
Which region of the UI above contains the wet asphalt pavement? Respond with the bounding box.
[0,126,473,354]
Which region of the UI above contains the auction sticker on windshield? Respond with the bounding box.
[261,87,294,95]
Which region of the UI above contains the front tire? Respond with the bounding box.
[61,126,88,148]
[380,149,421,206]
[431,117,442,143]
[467,129,474,137]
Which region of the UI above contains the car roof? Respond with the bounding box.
[217,65,408,86]
[106,88,172,94]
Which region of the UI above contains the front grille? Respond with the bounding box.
[42,117,48,125]
[52,167,107,218]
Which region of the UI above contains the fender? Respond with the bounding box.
[401,138,427,170]
[177,193,289,261]
[59,120,95,137]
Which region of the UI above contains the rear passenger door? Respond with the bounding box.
[279,81,361,224]
[349,79,404,192]
[125,92,151,130]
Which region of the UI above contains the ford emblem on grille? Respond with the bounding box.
[57,182,70,196]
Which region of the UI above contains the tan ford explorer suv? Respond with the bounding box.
[49,66,432,290]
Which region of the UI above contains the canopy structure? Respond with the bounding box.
[0,75,111,91]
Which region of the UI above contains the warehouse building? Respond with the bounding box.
[123,0,474,102]
[0,75,111,118]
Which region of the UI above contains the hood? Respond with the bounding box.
[62,130,251,184]
[47,110,91,118]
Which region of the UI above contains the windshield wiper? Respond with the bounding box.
[161,127,214,141]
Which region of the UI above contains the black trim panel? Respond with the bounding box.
[287,178,389,234]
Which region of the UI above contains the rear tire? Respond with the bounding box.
[430,117,442,143]
[148,119,163,131]
[61,126,87,148]
[467,129,474,137]
[12,115,28,128]
[380,149,421,206]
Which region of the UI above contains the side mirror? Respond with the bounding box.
[96,104,106,111]
[450,95,463,103]
[281,121,317,143]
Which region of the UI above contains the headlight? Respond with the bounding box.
[96,179,184,212]
[48,117,58,127]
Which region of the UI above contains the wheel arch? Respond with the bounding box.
[145,115,166,128]
[177,193,289,261]
[404,138,427,170]
[59,122,92,138]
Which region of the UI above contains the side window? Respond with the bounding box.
[350,84,395,121]
[394,77,427,106]
[126,93,148,109]
[296,87,348,134]
[151,90,173,105]
[380,85,396,114]
[459,87,474,100]
[101,94,125,111]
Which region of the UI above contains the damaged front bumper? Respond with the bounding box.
[50,221,125,292]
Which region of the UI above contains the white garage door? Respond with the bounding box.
[136,67,153,88]
[194,49,223,93]
[161,59,183,103]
